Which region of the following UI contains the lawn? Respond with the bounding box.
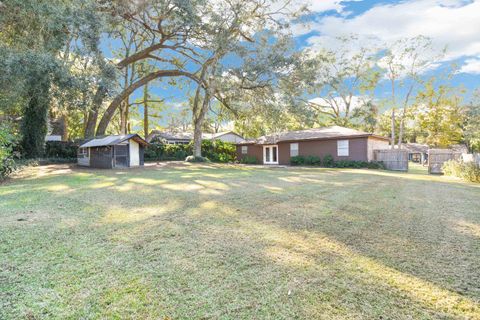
[1,163,479,319]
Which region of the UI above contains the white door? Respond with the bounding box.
[129,140,140,166]
[263,145,278,164]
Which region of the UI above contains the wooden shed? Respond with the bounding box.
[78,134,148,169]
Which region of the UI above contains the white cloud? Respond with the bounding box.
[297,0,480,73]
[459,57,480,74]
[309,95,368,112]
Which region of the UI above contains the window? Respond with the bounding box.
[78,148,88,158]
[337,140,349,156]
[241,146,248,154]
[290,143,299,157]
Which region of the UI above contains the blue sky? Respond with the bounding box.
[294,0,480,94]
[105,0,480,130]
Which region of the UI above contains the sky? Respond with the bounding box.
[107,0,480,130]
[295,0,480,94]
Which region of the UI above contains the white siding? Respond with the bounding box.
[368,138,389,161]
[213,133,244,143]
[129,140,140,166]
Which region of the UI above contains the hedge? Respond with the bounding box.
[145,140,236,163]
[290,154,384,169]
[45,141,78,159]
[240,155,258,164]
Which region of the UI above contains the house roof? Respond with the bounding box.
[401,143,429,153]
[147,131,193,142]
[80,134,148,148]
[237,126,389,145]
[401,143,468,154]
[203,131,243,139]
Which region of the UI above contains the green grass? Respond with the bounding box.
[1,163,479,319]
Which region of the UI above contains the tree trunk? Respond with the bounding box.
[85,85,107,138]
[85,110,98,138]
[143,84,149,138]
[21,78,50,158]
[119,100,127,135]
[391,108,395,149]
[398,115,405,149]
[193,93,210,157]
[61,114,68,141]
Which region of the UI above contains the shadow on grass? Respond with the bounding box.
[1,163,480,318]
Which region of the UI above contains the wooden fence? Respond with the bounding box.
[374,149,409,171]
[428,149,454,174]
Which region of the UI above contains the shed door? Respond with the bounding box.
[114,145,129,168]
[129,140,140,166]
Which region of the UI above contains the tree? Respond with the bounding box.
[0,0,110,155]
[463,89,480,152]
[414,79,464,148]
[352,100,379,133]
[286,36,381,127]
[378,36,443,148]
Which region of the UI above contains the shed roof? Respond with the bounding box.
[237,126,389,145]
[80,134,148,148]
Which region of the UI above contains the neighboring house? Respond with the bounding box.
[45,135,63,142]
[401,143,468,164]
[147,130,244,144]
[202,131,245,144]
[147,131,193,144]
[236,126,390,165]
[78,134,148,169]
[401,143,429,163]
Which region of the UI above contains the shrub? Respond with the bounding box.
[289,153,384,170]
[0,122,20,180]
[304,155,321,165]
[45,141,78,159]
[200,139,236,163]
[443,160,480,183]
[367,161,385,170]
[290,155,305,166]
[185,155,210,163]
[322,154,335,167]
[240,155,258,164]
[144,143,191,161]
[144,139,236,163]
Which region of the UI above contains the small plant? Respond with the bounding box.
[185,155,210,163]
[322,154,334,167]
[367,161,385,169]
[290,155,305,166]
[304,155,321,166]
[240,155,258,164]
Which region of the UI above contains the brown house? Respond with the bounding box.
[236,126,390,165]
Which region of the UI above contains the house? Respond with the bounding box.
[78,134,148,168]
[147,131,193,144]
[401,143,429,163]
[147,130,244,144]
[203,131,245,144]
[236,126,390,165]
[401,143,468,164]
